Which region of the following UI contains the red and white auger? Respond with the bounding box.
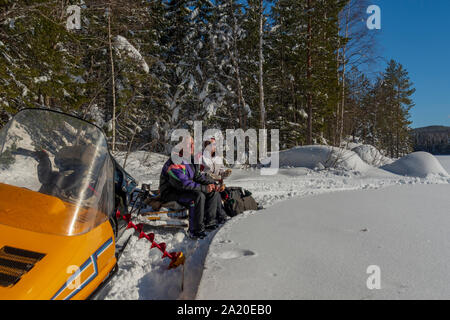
[116,210,185,269]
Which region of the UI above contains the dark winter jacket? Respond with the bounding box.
[159,156,215,201]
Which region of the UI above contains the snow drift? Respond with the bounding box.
[351,144,393,167]
[436,156,450,172]
[381,152,449,178]
[278,145,370,172]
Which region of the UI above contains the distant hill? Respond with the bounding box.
[411,126,450,155]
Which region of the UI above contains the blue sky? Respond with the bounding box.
[374,0,450,128]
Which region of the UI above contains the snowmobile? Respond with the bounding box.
[0,109,138,300]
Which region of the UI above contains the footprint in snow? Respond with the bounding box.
[217,239,233,244]
[213,249,256,260]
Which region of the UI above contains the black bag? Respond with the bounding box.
[222,187,258,217]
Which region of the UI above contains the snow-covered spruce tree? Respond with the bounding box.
[210,0,251,130]
[111,1,168,153]
[158,0,224,142]
[0,0,88,126]
[78,0,167,152]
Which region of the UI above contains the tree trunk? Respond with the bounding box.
[108,6,117,152]
[228,0,247,130]
[306,0,313,145]
[258,0,265,129]
[335,41,340,146]
[338,5,351,146]
[396,89,400,158]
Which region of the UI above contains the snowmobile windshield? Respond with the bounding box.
[0,109,114,236]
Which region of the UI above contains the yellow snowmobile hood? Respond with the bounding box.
[0,223,115,300]
[0,185,116,300]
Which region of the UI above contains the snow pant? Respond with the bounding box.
[162,190,221,233]
[216,198,227,220]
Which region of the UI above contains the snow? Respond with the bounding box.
[95,227,218,300]
[436,155,450,172]
[4,140,448,299]
[114,35,150,74]
[197,184,450,299]
[351,144,393,167]
[299,109,308,119]
[88,104,105,128]
[96,150,450,300]
[278,145,370,172]
[0,156,41,191]
[381,152,449,178]
[33,76,49,83]
[113,151,168,187]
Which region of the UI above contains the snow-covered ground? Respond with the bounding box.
[436,155,450,172]
[97,150,450,300]
[197,184,450,299]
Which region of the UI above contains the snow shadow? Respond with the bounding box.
[136,226,219,300]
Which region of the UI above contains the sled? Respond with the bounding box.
[131,195,190,230]
[0,109,138,300]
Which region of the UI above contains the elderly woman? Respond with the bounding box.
[196,138,231,224]
[199,138,232,182]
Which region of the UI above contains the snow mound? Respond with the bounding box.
[341,136,363,150]
[381,152,449,178]
[343,142,362,150]
[278,145,370,172]
[352,144,393,167]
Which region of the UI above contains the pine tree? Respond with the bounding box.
[266,0,346,148]
[381,59,415,157]
[266,0,307,147]
[0,1,88,119]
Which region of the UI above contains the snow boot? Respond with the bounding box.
[218,216,230,224]
[205,224,219,231]
[189,230,207,240]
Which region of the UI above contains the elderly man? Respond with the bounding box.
[159,137,222,239]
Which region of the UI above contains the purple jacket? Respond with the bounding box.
[159,157,215,199]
